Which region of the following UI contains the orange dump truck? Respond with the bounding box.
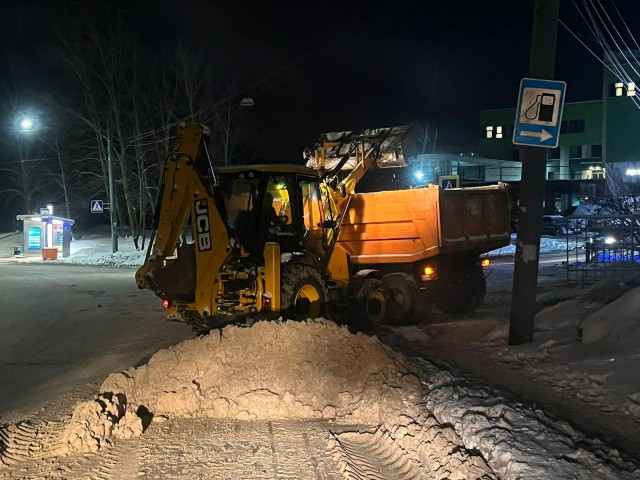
[337,183,511,320]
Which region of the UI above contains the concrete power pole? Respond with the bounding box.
[107,114,119,254]
[509,0,560,345]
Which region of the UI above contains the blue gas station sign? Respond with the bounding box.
[513,78,566,148]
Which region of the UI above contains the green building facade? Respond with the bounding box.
[477,52,640,212]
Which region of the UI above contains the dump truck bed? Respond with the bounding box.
[338,184,511,265]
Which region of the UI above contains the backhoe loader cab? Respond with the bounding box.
[218,166,330,259]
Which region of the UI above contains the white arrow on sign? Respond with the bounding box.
[521,129,553,142]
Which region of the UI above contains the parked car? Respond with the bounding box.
[540,215,571,236]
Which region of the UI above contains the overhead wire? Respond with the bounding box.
[585,0,640,100]
[583,1,636,92]
[610,0,640,52]
[563,0,640,111]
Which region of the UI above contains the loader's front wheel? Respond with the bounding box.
[281,264,327,321]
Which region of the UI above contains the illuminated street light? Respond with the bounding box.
[19,117,34,132]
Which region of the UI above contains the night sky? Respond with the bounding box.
[0,0,634,161]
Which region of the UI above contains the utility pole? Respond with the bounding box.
[107,114,118,253]
[509,0,560,345]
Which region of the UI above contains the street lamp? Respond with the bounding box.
[19,117,34,132]
[239,97,254,108]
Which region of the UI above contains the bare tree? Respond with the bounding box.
[597,163,640,214]
[9,2,254,249]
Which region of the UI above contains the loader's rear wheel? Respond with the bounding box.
[435,265,486,315]
[281,264,327,321]
[357,278,391,329]
[382,273,423,325]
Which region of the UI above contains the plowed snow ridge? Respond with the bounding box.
[1,319,638,479]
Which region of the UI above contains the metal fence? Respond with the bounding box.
[565,214,640,286]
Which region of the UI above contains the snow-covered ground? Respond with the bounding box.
[0,228,639,478]
[0,227,148,268]
[0,228,576,265]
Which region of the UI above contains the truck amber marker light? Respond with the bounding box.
[421,265,437,281]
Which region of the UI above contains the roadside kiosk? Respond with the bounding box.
[16,206,75,259]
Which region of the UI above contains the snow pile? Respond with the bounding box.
[58,232,147,267]
[1,319,494,477]
[483,276,640,422]
[95,317,639,479]
[98,318,494,477]
[63,393,143,454]
[581,285,640,347]
[101,319,424,425]
[486,233,583,257]
[0,229,148,268]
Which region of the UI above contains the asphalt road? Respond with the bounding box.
[0,253,569,418]
[0,264,194,416]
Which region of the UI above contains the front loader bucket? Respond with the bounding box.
[304,125,409,171]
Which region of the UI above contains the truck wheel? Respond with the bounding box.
[382,273,423,325]
[435,266,486,315]
[281,264,327,321]
[357,278,391,329]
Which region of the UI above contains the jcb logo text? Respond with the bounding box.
[194,199,212,252]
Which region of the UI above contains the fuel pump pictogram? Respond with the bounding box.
[521,90,558,124]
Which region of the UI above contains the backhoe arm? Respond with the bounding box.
[136,123,232,318]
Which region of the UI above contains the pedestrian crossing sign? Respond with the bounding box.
[91,200,104,213]
[439,175,459,189]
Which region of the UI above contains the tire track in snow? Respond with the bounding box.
[329,429,425,479]
[82,441,141,480]
[0,420,66,466]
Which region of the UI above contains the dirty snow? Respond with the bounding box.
[1,228,640,478]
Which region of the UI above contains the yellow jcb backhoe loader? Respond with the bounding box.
[135,122,404,331]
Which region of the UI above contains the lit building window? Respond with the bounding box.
[496,126,503,139]
[613,82,637,96]
[615,82,624,96]
[485,126,493,138]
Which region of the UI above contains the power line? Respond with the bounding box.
[562,0,640,110]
